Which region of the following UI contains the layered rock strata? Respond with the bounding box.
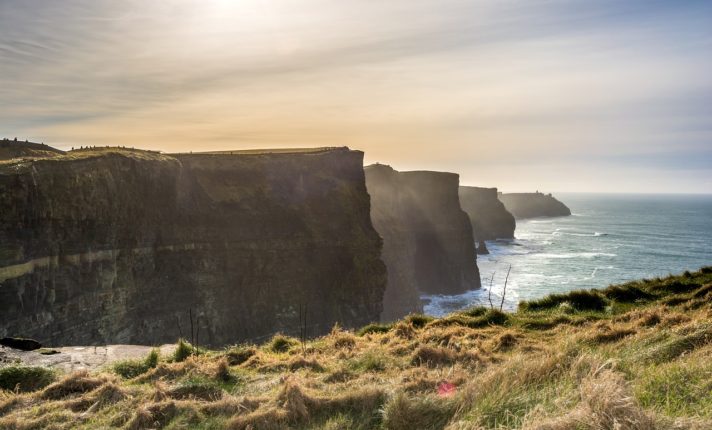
[0,147,386,347]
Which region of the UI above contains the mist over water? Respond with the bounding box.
[424,193,712,316]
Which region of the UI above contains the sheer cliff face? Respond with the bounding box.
[459,186,516,241]
[365,165,480,321]
[499,192,571,219]
[0,148,386,347]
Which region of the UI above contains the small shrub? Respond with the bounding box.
[357,323,392,336]
[174,339,195,362]
[0,366,55,392]
[146,348,160,368]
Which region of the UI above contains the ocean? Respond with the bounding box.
[424,193,712,316]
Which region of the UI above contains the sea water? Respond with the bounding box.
[424,193,712,316]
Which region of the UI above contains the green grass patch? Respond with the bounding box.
[0,366,55,392]
[405,314,434,328]
[268,334,299,353]
[113,348,161,378]
[357,323,393,336]
[636,359,712,418]
[520,290,608,312]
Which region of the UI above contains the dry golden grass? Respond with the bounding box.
[0,268,711,429]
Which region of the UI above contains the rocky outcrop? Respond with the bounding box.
[458,186,516,241]
[365,164,480,321]
[0,147,386,347]
[499,192,571,219]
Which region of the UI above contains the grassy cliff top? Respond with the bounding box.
[0,147,178,172]
[2,267,712,429]
[0,140,65,161]
[171,147,349,156]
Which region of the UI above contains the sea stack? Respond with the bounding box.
[498,192,571,219]
[459,186,516,241]
[0,145,387,347]
[365,164,481,321]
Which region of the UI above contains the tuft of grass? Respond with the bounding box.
[603,284,654,302]
[0,366,55,392]
[225,345,256,365]
[382,392,456,430]
[268,334,298,353]
[636,356,712,418]
[405,314,434,328]
[641,323,712,364]
[520,289,608,312]
[174,339,195,362]
[113,347,162,378]
[434,309,509,329]
[348,350,390,373]
[357,323,393,336]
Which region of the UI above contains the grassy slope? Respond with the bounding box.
[1,268,711,430]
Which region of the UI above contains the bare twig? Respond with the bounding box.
[189,308,194,345]
[488,272,496,310]
[500,265,512,312]
[195,315,201,356]
[303,304,308,356]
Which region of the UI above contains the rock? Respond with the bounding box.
[0,337,42,351]
[0,146,386,347]
[477,241,489,255]
[365,164,481,321]
[459,186,516,241]
[498,192,571,219]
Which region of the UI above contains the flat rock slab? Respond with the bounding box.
[0,344,176,373]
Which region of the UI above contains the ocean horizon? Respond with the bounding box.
[424,192,712,316]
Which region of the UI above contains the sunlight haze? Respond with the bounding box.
[1,0,711,193]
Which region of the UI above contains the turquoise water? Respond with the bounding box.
[424,193,712,315]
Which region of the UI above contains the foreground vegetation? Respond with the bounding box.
[1,267,712,429]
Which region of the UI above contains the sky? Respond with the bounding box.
[1,0,711,193]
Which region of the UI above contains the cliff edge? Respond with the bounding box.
[459,186,516,241]
[365,164,480,321]
[499,192,571,219]
[0,146,386,347]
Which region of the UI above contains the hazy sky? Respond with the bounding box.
[1,1,711,193]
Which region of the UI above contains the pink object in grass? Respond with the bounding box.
[437,382,456,397]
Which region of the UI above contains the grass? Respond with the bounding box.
[112,348,161,379]
[0,366,55,392]
[1,267,711,429]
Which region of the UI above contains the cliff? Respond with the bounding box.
[0,140,65,160]
[458,186,516,241]
[365,164,480,321]
[499,192,571,219]
[0,146,386,347]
